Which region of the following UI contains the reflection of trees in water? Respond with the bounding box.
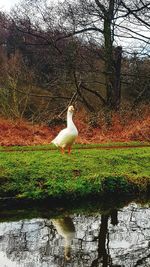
[91,214,110,267]
[90,210,118,267]
[0,204,150,267]
[1,219,57,266]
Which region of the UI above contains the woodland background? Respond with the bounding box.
[0,0,150,145]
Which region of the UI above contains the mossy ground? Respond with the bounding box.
[0,144,150,200]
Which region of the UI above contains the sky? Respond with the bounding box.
[0,0,20,11]
[0,0,149,55]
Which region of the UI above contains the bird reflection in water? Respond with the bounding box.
[51,216,75,261]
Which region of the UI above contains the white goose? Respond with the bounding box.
[51,217,75,261]
[51,105,78,154]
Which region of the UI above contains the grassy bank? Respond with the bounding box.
[0,141,149,151]
[0,145,150,200]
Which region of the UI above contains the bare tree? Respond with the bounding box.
[1,0,150,117]
[58,0,150,110]
[55,0,124,110]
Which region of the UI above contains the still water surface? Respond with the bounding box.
[0,202,149,267]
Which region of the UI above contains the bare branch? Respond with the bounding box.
[80,83,106,105]
[94,0,107,15]
[3,87,71,100]
[74,72,95,112]
[58,91,78,117]
[121,1,150,28]
[56,27,103,42]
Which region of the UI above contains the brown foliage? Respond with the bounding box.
[0,118,53,146]
[0,105,149,146]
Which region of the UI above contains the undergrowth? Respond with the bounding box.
[0,104,150,146]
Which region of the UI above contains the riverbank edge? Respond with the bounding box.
[0,175,150,201]
[0,187,150,222]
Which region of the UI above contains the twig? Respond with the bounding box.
[58,91,78,117]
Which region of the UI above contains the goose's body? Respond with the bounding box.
[51,106,78,153]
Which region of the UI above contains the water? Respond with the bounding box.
[0,202,150,267]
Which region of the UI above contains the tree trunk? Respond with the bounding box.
[104,10,122,111]
[114,46,122,110]
[104,17,114,108]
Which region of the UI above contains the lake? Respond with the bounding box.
[0,201,149,266]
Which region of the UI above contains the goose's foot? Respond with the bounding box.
[68,147,71,154]
[61,148,65,154]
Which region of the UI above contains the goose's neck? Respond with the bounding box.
[67,112,74,128]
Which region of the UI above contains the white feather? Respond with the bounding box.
[51,106,78,149]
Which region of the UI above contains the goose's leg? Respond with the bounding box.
[68,147,71,154]
[61,148,65,154]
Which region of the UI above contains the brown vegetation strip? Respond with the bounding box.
[0,145,150,153]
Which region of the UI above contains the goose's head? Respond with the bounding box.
[68,105,75,114]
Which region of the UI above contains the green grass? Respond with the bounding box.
[0,141,149,151]
[0,145,150,200]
